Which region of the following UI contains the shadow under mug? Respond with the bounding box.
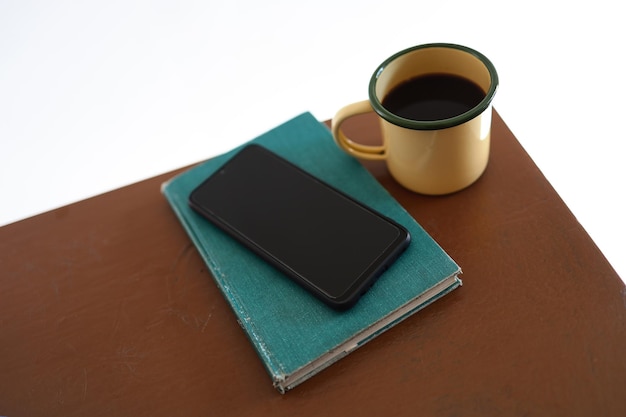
[332,43,499,195]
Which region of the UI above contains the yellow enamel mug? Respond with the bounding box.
[332,43,499,195]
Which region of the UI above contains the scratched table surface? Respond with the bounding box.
[1,111,625,417]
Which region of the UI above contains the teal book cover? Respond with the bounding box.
[161,112,462,393]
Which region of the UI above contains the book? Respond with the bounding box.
[161,112,462,393]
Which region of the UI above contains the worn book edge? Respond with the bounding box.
[276,274,461,393]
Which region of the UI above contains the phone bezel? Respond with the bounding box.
[188,144,410,310]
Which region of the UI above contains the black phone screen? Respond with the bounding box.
[188,144,410,309]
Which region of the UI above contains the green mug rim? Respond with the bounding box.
[368,43,499,131]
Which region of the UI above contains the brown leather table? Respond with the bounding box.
[1,111,625,416]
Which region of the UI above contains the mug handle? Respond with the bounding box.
[331,100,387,160]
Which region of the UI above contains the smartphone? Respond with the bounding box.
[188,144,410,310]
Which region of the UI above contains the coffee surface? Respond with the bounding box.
[382,74,485,121]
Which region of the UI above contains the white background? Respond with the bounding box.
[1,1,624,283]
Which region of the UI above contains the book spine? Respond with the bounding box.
[162,185,286,384]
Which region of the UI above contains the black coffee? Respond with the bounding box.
[382,74,485,121]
